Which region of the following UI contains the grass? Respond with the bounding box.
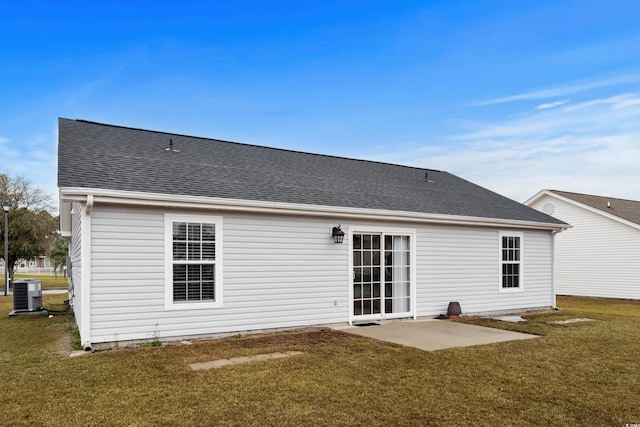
[0,295,639,426]
[13,273,68,290]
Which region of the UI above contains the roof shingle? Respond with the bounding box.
[57,118,565,225]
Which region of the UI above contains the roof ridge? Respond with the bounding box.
[64,118,444,174]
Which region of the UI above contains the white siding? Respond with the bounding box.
[415,225,552,316]
[530,195,640,300]
[88,206,349,344]
[69,202,84,335]
[84,205,554,345]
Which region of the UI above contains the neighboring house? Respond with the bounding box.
[16,256,53,271]
[58,118,568,349]
[2,256,53,274]
[526,190,640,300]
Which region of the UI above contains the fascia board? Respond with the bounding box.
[59,187,569,231]
[523,189,552,206]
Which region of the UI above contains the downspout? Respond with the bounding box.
[551,229,559,310]
[80,194,93,351]
[86,194,94,216]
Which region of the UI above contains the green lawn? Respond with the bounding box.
[0,295,639,426]
[13,273,68,290]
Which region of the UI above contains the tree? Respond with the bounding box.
[48,231,69,277]
[0,173,56,285]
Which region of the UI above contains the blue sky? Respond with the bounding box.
[2,0,639,208]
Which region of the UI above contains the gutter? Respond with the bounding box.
[59,187,570,232]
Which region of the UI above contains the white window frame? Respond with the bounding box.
[164,214,223,310]
[498,231,523,293]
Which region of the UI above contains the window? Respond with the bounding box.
[499,232,523,291]
[165,214,222,309]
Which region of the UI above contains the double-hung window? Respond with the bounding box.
[165,214,223,309]
[499,231,523,291]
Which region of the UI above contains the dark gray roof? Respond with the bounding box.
[550,190,640,226]
[57,118,565,225]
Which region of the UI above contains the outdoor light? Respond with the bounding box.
[3,201,10,297]
[331,225,345,244]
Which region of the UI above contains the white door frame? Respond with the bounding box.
[348,226,417,324]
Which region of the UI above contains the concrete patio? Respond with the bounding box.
[334,319,538,351]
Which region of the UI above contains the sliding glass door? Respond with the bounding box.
[352,233,412,320]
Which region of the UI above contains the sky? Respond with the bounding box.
[1,0,639,209]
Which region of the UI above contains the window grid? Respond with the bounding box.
[172,221,216,302]
[353,234,381,316]
[500,234,521,289]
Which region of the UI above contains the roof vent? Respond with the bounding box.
[607,201,611,209]
[164,139,180,152]
[424,172,433,183]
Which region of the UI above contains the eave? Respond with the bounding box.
[59,187,570,232]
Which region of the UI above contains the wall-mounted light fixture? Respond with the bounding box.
[331,225,345,244]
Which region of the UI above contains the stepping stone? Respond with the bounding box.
[550,318,593,325]
[190,351,303,370]
[493,315,527,323]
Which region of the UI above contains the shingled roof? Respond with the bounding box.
[57,118,565,226]
[549,190,640,226]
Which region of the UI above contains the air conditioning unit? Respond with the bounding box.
[13,279,43,311]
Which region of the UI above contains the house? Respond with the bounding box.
[15,256,54,273]
[526,190,640,300]
[2,257,54,281]
[58,118,568,349]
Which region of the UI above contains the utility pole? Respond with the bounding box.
[3,201,10,296]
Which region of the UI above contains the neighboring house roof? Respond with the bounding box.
[58,118,566,227]
[549,190,640,226]
[526,189,640,228]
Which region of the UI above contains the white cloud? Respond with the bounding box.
[0,129,58,201]
[535,100,567,110]
[563,93,639,112]
[457,93,640,142]
[366,90,640,203]
[473,74,640,106]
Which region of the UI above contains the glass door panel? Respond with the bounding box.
[352,234,381,316]
[384,235,411,314]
